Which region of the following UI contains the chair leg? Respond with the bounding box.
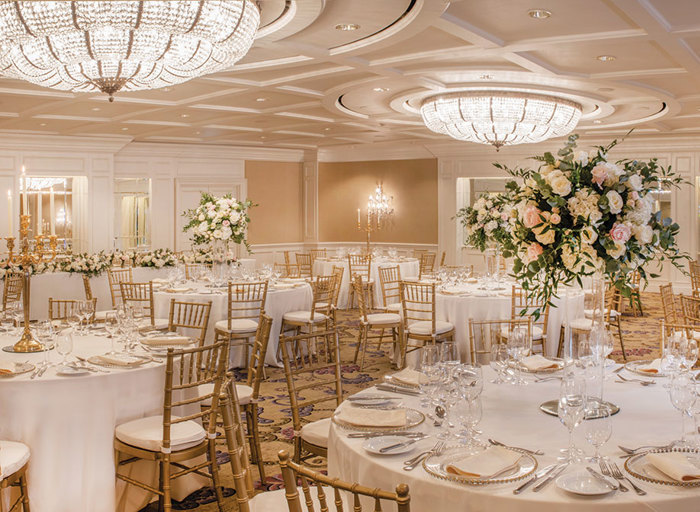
[161,457,172,512]
[359,325,370,371]
[616,318,627,361]
[557,326,565,359]
[249,405,266,484]
[19,473,31,512]
[208,439,226,511]
[352,324,363,364]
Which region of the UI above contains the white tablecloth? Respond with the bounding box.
[329,367,700,512]
[435,284,585,363]
[152,281,313,367]
[0,335,203,512]
[314,258,420,309]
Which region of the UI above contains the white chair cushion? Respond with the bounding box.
[584,308,619,319]
[137,318,169,330]
[198,383,253,406]
[251,487,348,512]
[94,310,114,321]
[215,318,258,334]
[570,318,593,331]
[0,440,30,480]
[408,320,454,336]
[115,415,205,452]
[300,417,331,448]
[385,302,402,312]
[366,313,401,325]
[283,311,328,324]
[500,325,544,340]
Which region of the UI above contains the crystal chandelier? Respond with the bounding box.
[367,184,393,223]
[0,1,260,101]
[420,91,582,150]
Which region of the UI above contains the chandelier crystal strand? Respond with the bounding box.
[367,185,393,228]
[0,1,260,101]
[420,91,582,150]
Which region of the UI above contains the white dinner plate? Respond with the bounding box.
[348,395,397,407]
[56,365,91,377]
[362,436,416,455]
[556,470,616,496]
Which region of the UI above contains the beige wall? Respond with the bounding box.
[318,158,438,244]
[245,160,303,244]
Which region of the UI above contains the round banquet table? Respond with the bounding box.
[313,257,420,309]
[329,366,700,512]
[435,283,585,363]
[152,281,313,367]
[0,334,204,512]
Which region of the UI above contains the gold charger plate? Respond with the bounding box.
[624,360,666,378]
[87,354,153,369]
[0,362,35,377]
[624,447,700,487]
[331,407,424,432]
[515,357,564,374]
[422,446,537,486]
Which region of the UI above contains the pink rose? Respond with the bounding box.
[222,220,230,226]
[630,191,639,200]
[525,242,543,263]
[523,205,542,228]
[610,222,632,243]
[591,164,608,187]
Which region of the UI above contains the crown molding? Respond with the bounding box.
[116,141,306,162]
[0,133,132,154]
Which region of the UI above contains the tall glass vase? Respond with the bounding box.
[484,246,500,289]
[211,240,229,284]
[586,270,608,405]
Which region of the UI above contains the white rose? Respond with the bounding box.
[606,240,626,259]
[549,172,572,197]
[581,225,598,244]
[575,150,588,166]
[484,220,498,234]
[632,224,653,245]
[606,190,623,214]
[534,227,555,245]
[626,174,643,191]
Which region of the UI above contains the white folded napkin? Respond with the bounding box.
[141,335,191,347]
[521,354,560,371]
[637,359,661,374]
[165,287,191,293]
[95,354,144,367]
[440,286,465,296]
[465,278,478,283]
[446,446,522,478]
[335,406,407,428]
[0,360,15,374]
[646,452,700,482]
[390,368,427,388]
[281,278,306,284]
[273,283,296,290]
[151,278,169,284]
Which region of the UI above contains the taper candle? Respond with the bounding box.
[7,189,12,236]
[49,186,55,235]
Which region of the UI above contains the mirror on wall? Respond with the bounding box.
[113,178,151,250]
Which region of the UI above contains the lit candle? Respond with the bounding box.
[7,189,12,236]
[36,187,42,235]
[20,165,27,214]
[357,208,360,224]
[49,186,55,235]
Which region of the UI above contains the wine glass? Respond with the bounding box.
[669,373,697,447]
[56,333,73,366]
[507,327,530,385]
[67,308,81,334]
[489,344,509,383]
[584,402,612,463]
[420,345,440,408]
[558,370,586,462]
[440,340,460,365]
[104,311,119,355]
[456,364,483,401]
[79,300,94,334]
[451,397,484,450]
[36,320,55,368]
[680,337,698,372]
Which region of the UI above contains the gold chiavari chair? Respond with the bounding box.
[509,286,550,354]
[567,285,627,360]
[295,253,313,279]
[184,263,212,280]
[281,275,335,336]
[690,261,700,298]
[660,320,700,351]
[469,318,531,364]
[278,450,411,512]
[440,264,474,275]
[214,281,268,367]
[660,283,679,327]
[82,274,112,322]
[400,281,455,358]
[119,281,169,330]
[378,265,402,313]
[347,253,373,308]
[2,271,22,311]
[114,341,229,512]
[108,267,133,308]
[352,274,403,370]
[274,262,300,278]
[680,294,700,326]
[279,328,342,463]
[440,251,446,266]
[309,248,327,262]
[628,270,644,316]
[412,249,428,259]
[0,439,31,512]
[48,297,97,323]
[418,252,436,280]
[167,299,212,346]
[328,265,345,327]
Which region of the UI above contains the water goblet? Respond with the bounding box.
[56,333,73,366]
[489,344,509,383]
[507,327,530,385]
[451,397,484,450]
[558,369,586,463]
[669,373,697,447]
[440,340,460,365]
[456,364,483,401]
[681,337,698,372]
[67,309,81,334]
[104,312,120,354]
[584,401,612,463]
[420,345,440,408]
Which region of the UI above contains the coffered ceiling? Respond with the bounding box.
[1,0,700,151]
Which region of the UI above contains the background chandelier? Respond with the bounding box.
[0,1,260,101]
[420,91,582,150]
[367,184,393,222]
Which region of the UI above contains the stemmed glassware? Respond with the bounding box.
[507,327,530,385]
[67,308,81,334]
[104,311,119,355]
[489,344,509,383]
[419,345,440,409]
[584,402,612,463]
[669,373,697,447]
[558,369,586,463]
[56,332,73,366]
[36,320,55,368]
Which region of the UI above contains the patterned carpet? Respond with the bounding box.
[139,292,664,511]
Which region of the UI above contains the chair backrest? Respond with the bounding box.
[511,285,550,336]
[167,299,212,346]
[690,261,700,298]
[275,262,300,278]
[48,298,97,322]
[245,314,273,394]
[279,328,343,440]
[378,265,401,308]
[119,281,155,324]
[660,321,698,352]
[310,248,327,262]
[440,264,474,275]
[2,271,23,310]
[226,281,268,330]
[400,281,436,332]
[278,450,411,512]
[162,341,228,454]
[82,274,93,300]
[311,275,335,320]
[680,294,700,326]
[295,253,313,278]
[108,267,133,308]
[352,274,371,323]
[348,254,371,281]
[468,318,532,364]
[660,283,678,325]
[418,252,436,279]
[330,265,344,308]
[185,263,211,280]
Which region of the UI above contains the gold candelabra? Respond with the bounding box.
[3,214,57,352]
[356,184,394,254]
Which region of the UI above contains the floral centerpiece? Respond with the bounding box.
[135,248,178,268]
[183,192,254,249]
[498,134,686,309]
[180,248,236,265]
[456,193,513,252]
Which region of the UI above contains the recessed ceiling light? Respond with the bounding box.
[256,97,267,102]
[180,113,190,118]
[479,74,494,80]
[598,87,614,92]
[593,120,602,124]
[373,87,389,92]
[260,135,266,139]
[121,127,128,131]
[163,87,172,92]
[39,122,46,126]
[335,23,360,31]
[596,55,616,62]
[528,9,551,19]
[195,131,201,135]
[91,107,101,111]
[324,128,331,131]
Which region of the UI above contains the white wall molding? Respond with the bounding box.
[116,141,304,162]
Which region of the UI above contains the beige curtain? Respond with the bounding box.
[120,196,149,249]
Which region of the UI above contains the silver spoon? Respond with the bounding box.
[434,405,446,427]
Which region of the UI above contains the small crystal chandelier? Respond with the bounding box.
[420,91,582,150]
[0,1,260,101]
[367,184,393,224]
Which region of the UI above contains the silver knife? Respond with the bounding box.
[375,384,420,396]
[379,439,417,453]
[586,467,619,490]
[513,464,557,494]
[533,464,568,492]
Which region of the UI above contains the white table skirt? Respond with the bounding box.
[152,282,313,368]
[0,335,203,512]
[314,258,420,309]
[329,366,700,512]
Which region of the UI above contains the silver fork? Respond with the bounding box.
[600,460,628,492]
[403,441,444,471]
[616,374,655,386]
[611,462,646,495]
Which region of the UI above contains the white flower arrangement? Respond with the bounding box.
[183,192,254,249]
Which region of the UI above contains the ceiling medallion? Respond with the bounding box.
[420,91,582,150]
[0,1,260,102]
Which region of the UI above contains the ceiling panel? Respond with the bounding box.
[357,27,473,62]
